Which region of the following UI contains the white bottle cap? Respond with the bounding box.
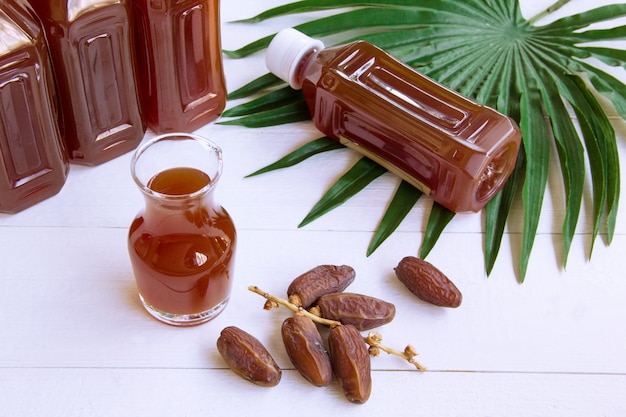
[266,28,324,90]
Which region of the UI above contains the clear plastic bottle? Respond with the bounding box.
[28,0,146,166]
[132,0,227,134]
[0,0,69,214]
[266,29,522,213]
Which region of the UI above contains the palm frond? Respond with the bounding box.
[223,0,626,281]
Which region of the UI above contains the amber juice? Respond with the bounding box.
[132,0,226,133]
[128,167,235,317]
[267,30,521,213]
[128,134,236,325]
[28,0,145,165]
[0,0,68,214]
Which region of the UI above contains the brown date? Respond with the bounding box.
[216,326,282,387]
[287,264,356,308]
[328,324,372,404]
[394,256,462,308]
[281,315,333,387]
[314,292,396,331]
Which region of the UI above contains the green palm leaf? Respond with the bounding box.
[218,100,310,127]
[368,181,423,256]
[518,88,550,280]
[540,78,586,268]
[222,86,301,118]
[227,73,283,100]
[299,157,387,227]
[419,204,456,259]
[245,137,344,177]
[223,0,626,282]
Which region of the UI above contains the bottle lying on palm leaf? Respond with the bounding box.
[266,28,522,213]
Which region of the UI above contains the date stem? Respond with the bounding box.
[365,332,427,371]
[248,285,426,371]
[248,285,342,327]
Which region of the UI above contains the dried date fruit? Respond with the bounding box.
[328,324,372,404]
[313,292,396,331]
[216,326,282,387]
[287,264,356,308]
[394,256,462,308]
[281,315,333,387]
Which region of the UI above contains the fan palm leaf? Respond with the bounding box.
[221,0,625,282]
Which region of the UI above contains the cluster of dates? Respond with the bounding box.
[218,264,409,404]
[217,256,462,404]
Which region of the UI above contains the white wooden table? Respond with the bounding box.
[2,1,626,415]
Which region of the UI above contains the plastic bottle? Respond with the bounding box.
[0,0,69,214]
[266,29,522,213]
[131,0,227,134]
[28,0,146,166]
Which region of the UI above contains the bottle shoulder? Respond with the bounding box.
[311,40,408,81]
[1,0,44,48]
[30,0,126,23]
[316,40,377,62]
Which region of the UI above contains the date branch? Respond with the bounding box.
[248,285,427,371]
[248,285,341,327]
[365,331,427,371]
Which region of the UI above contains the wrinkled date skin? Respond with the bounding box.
[394,256,462,308]
[281,315,333,387]
[315,292,396,331]
[217,326,282,387]
[328,324,372,404]
[287,265,356,308]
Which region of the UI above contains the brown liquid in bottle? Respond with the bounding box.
[128,167,236,316]
[28,0,146,166]
[267,30,522,213]
[0,0,69,214]
[132,0,226,133]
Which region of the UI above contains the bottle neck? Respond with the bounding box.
[141,191,218,235]
[291,47,321,90]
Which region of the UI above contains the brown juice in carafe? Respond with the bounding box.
[132,0,226,133]
[128,167,236,315]
[266,29,522,213]
[0,0,69,214]
[28,0,145,166]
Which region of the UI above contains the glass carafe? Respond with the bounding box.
[128,133,236,326]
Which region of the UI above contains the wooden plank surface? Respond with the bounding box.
[1,0,625,415]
